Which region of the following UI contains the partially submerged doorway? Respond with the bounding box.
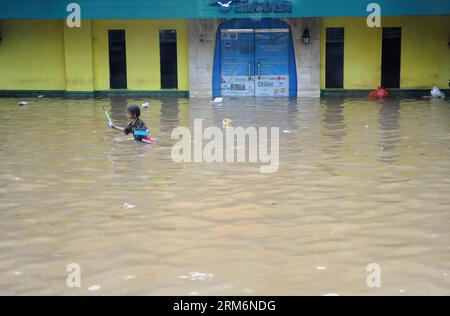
[213,19,297,98]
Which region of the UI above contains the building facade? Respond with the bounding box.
[0,0,449,97]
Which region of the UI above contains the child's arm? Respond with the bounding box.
[109,124,125,132]
[109,122,133,135]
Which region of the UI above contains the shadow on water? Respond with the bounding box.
[322,97,346,148]
[210,97,301,131]
[377,98,401,163]
[160,98,180,135]
[109,96,129,123]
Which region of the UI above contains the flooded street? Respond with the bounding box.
[0,96,449,295]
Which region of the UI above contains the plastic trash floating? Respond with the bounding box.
[88,285,101,291]
[122,203,136,209]
[369,87,389,98]
[211,97,224,104]
[142,102,150,109]
[18,101,29,106]
[223,118,232,128]
[430,86,445,99]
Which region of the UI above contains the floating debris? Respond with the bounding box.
[179,272,214,281]
[88,285,101,291]
[142,102,150,109]
[323,293,338,296]
[282,130,291,134]
[223,118,232,128]
[18,101,29,106]
[316,266,327,271]
[38,95,44,98]
[430,86,445,99]
[122,203,136,209]
[211,97,224,104]
[369,87,389,98]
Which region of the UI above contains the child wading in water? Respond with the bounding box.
[109,105,154,143]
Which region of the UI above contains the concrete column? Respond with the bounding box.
[285,18,322,98]
[188,19,224,98]
[63,20,95,92]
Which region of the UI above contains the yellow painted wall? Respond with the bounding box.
[321,15,450,89]
[63,20,95,91]
[92,19,189,91]
[0,19,189,92]
[0,20,66,90]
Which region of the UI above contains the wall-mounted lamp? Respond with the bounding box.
[302,28,310,45]
[199,32,204,42]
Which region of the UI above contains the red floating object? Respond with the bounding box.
[369,87,389,98]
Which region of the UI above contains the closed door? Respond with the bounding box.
[108,30,127,89]
[220,29,255,97]
[220,28,290,97]
[255,29,290,97]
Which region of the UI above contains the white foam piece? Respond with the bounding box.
[88,285,101,291]
[431,87,445,98]
[212,97,224,103]
[123,203,136,209]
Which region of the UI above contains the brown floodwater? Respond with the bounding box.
[0,96,449,295]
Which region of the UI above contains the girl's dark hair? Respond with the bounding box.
[127,105,141,118]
